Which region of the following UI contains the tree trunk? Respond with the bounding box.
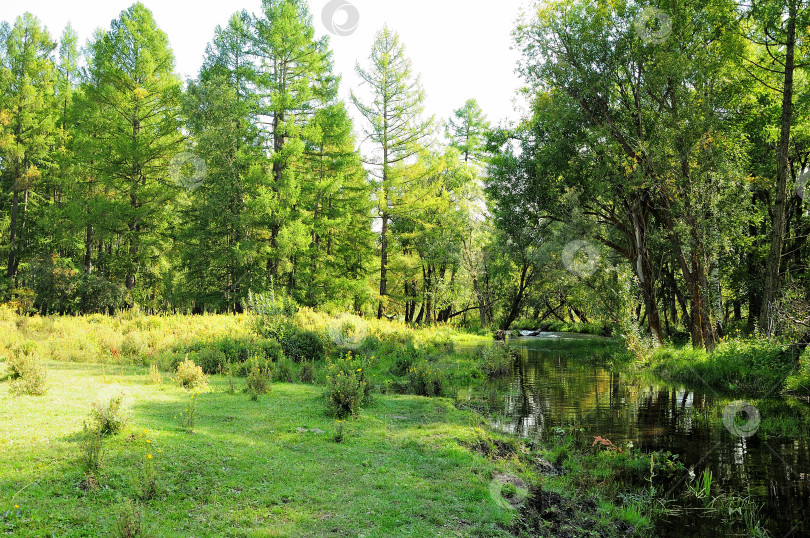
[377,209,389,319]
[760,1,797,335]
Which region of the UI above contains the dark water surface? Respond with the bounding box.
[481,334,810,536]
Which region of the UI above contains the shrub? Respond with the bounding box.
[121,333,148,360]
[407,361,444,397]
[115,499,146,538]
[281,329,325,363]
[653,339,793,394]
[246,365,272,399]
[175,358,208,390]
[91,394,130,435]
[8,343,47,396]
[325,352,368,418]
[387,342,422,376]
[148,364,162,385]
[80,422,104,471]
[272,357,294,383]
[298,360,316,383]
[480,344,516,378]
[77,275,128,315]
[244,285,297,340]
[7,341,37,378]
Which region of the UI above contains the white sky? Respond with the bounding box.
[1,0,529,139]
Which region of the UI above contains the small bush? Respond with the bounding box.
[91,394,130,435]
[7,341,38,378]
[298,360,316,383]
[80,422,104,471]
[273,357,294,383]
[407,361,444,397]
[325,352,368,418]
[8,343,47,396]
[115,499,146,538]
[175,358,208,390]
[121,333,148,360]
[387,342,422,376]
[148,364,162,385]
[246,365,272,399]
[480,344,516,378]
[333,419,345,443]
[282,329,325,363]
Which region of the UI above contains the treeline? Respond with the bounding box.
[0,1,497,322]
[5,0,809,347]
[486,0,810,348]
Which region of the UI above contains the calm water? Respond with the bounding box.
[483,334,810,536]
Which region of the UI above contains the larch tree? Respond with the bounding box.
[351,26,433,319]
[250,0,334,288]
[446,99,490,165]
[78,3,183,294]
[0,13,57,283]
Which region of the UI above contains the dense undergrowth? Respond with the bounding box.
[644,338,809,397]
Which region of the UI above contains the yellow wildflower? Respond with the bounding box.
[147,454,153,459]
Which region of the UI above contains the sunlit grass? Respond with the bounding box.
[1,361,515,536]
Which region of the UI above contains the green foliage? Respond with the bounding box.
[652,339,794,394]
[178,337,283,374]
[786,347,810,394]
[7,343,47,396]
[246,365,272,399]
[479,344,515,378]
[245,287,297,341]
[114,499,146,538]
[324,352,368,418]
[174,358,208,391]
[298,360,315,383]
[91,394,129,436]
[281,328,324,363]
[406,361,444,397]
[79,422,104,472]
[446,98,489,164]
[272,356,295,383]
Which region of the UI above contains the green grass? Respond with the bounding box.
[649,339,797,396]
[1,361,518,537]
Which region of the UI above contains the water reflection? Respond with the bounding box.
[481,335,810,536]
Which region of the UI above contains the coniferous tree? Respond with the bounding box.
[352,26,433,319]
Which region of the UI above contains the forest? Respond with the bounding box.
[0,0,809,352]
[2,1,810,535]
